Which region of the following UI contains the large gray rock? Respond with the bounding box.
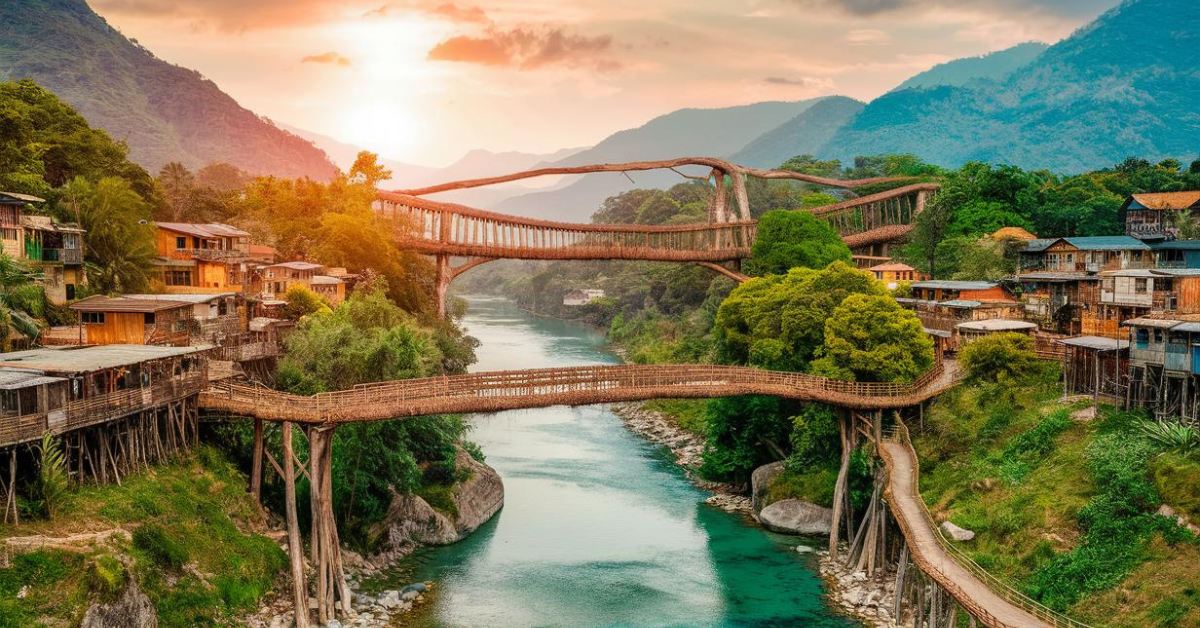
[751,461,785,513]
[81,581,157,628]
[758,500,833,536]
[372,446,505,557]
[940,521,976,542]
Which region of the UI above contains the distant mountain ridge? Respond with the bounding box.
[0,0,338,179]
[890,42,1049,93]
[730,97,865,169]
[494,100,825,221]
[821,0,1199,172]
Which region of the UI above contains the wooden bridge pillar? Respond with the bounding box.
[281,421,310,628]
[249,418,263,501]
[435,254,451,318]
[309,426,351,623]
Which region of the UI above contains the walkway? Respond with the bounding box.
[200,361,960,423]
[880,426,1088,628]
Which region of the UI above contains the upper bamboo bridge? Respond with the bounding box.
[374,158,938,313]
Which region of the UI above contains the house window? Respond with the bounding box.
[1,228,17,241]
[144,313,156,325]
[81,312,105,324]
[65,284,75,301]
[176,236,187,249]
[1154,329,1164,343]
[1135,328,1149,349]
[1135,278,1148,294]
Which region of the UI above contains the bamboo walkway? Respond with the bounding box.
[199,360,960,423]
[880,422,1094,628]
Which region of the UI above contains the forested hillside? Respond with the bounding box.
[0,0,338,179]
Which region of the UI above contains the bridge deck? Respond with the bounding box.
[199,361,960,423]
[881,427,1088,628]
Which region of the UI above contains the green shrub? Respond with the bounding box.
[133,525,189,570]
[1137,418,1199,456]
[960,332,1040,382]
[785,404,840,473]
[28,432,69,520]
[86,553,127,600]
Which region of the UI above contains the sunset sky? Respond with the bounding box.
[93,0,1120,167]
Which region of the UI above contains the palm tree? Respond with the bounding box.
[0,253,44,349]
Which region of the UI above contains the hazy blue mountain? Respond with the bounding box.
[823,0,1200,172]
[890,42,1049,93]
[0,0,338,179]
[494,100,823,220]
[730,96,866,169]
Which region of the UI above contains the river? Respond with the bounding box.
[400,296,860,628]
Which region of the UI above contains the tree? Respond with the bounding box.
[0,254,46,347]
[811,294,934,384]
[745,211,851,276]
[635,191,681,225]
[62,176,156,294]
[715,261,884,371]
[281,285,331,321]
[157,162,194,221]
[959,332,1040,382]
[349,151,393,187]
[699,395,799,483]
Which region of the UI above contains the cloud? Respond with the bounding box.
[428,27,620,71]
[365,2,489,23]
[846,29,892,45]
[91,0,343,31]
[764,76,825,88]
[302,52,353,66]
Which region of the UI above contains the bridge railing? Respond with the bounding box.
[883,420,1096,628]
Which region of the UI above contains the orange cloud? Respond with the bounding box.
[428,27,619,71]
[302,52,353,66]
[365,2,490,23]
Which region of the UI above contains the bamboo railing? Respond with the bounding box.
[374,184,937,263]
[881,421,1096,628]
[200,361,960,423]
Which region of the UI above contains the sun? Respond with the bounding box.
[338,102,420,160]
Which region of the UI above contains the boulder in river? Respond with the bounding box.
[940,521,975,541]
[751,461,785,513]
[371,446,505,558]
[758,500,833,536]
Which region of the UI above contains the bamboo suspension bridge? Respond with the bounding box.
[373,158,939,314]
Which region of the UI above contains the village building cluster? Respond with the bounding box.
[887,191,1200,419]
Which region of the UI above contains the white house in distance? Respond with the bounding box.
[563,289,606,306]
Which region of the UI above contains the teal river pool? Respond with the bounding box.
[397,296,861,628]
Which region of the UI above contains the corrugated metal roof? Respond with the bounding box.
[1173,322,1200,333]
[69,295,193,313]
[0,370,66,390]
[1151,268,1200,277]
[939,300,983,308]
[1150,240,1200,251]
[912,281,997,291]
[957,319,1038,332]
[1127,192,1200,211]
[268,261,325,271]
[123,293,236,304]
[0,345,210,373]
[868,263,916,272]
[1018,272,1100,282]
[1023,238,1058,252]
[1056,336,1130,350]
[0,192,45,204]
[1123,317,1181,329]
[155,222,250,238]
[310,275,344,285]
[1063,236,1150,251]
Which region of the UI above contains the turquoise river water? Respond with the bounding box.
[400,296,861,628]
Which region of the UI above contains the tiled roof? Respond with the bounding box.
[1126,192,1200,211]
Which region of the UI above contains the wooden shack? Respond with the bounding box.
[70,296,194,346]
[1017,272,1100,335]
[1122,192,1200,241]
[0,345,209,498]
[1056,335,1129,405]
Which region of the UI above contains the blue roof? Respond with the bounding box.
[1062,236,1150,251]
[1023,238,1057,252]
[1151,240,1200,251]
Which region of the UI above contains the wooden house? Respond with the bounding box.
[1056,335,1129,403]
[252,261,346,304]
[1122,192,1200,241]
[868,263,924,288]
[1151,240,1200,270]
[1081,269,1200,338]
[22,215,86,304]
[154,223,251,294]
[1023,236,1154,274]
[1124,315,1200,421]
[70,296,194,347]
[909,280,1015,304]
[0,345,209,483]
[900,281,1021,342]
[1018,272,1100,335]
[310,275,347,305]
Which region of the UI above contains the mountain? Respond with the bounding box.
[822,0,1200,172]
[729,97,866,169]
[890,42,1049,93]
[0,0,338,180]
[495,100,824,220]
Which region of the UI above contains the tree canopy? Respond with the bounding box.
[810,294,935,384]
[745,210,851,276]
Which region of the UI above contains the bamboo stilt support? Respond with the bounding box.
[282,422,309,628]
